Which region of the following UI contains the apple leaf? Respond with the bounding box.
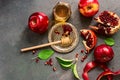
[72,63,80,80]
[56,57,73,64]
[38,49,54,60]
[56,57,73,68]
[104,38,115,46]
[60,62,73,68]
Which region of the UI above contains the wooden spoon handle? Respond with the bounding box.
[21,40,61,52]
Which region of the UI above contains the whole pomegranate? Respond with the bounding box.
[28,12,49,34]
[94,44,114,63]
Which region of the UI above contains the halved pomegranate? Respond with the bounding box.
[80,29,97,53]
[90,11,120,35]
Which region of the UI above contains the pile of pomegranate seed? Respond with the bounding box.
[62,25,72,35]
[44,58,57,72]
[99,11,118,26]
[45,58,53,66]
[81,55,87,62]
[80,49,88,62]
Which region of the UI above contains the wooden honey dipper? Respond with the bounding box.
[21,34,72,52]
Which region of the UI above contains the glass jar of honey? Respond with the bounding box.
[53,2,71,22]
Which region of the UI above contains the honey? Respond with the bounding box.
[53,2,71,22]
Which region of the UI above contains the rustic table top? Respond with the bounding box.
[0,0,120,80]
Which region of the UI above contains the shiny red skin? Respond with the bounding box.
[28,12,49,34]
[78,0,99,17]
[94,44,114,63]
[82,61,112,80]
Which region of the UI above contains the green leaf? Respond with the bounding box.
[38,49,54,60]
[60,62,73,68]
[56,57,73,68]
[72,64,80,80]
[104,38,115,46]
[56,57,73,64]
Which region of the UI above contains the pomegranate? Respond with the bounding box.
[80,29,97,53]
[90,11,120,35]
[28,12,49,34]
[94,44,114,63]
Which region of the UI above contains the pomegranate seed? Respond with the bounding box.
[50,63,53,66]
[32,50,37,55]
[99,11,118,26]
[35,58,39,63]
[81,55,88,62]
[75,53,79,58]
[81,59,84,62]
[48,58,53,66]
[44,61,48,65]
[53,67,57,72]
[83,55,87,59]
[45,58,53,66]
[81,50,84,53]
[85,50,88,54]
[54,30,60,34]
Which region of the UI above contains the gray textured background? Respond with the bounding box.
[0,0,120,80]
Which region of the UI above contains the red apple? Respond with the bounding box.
[94,44,114,63]
[78,0,99,17]
[28,12,49,34]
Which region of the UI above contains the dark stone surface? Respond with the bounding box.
[0,0,120,80]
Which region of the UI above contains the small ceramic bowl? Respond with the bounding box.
[48,22,79,53]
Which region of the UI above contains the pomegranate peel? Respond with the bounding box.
[82,40,91,53]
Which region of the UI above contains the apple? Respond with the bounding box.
[94,44,114,63]
[28,12,49,34]
[78,0,99,17]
